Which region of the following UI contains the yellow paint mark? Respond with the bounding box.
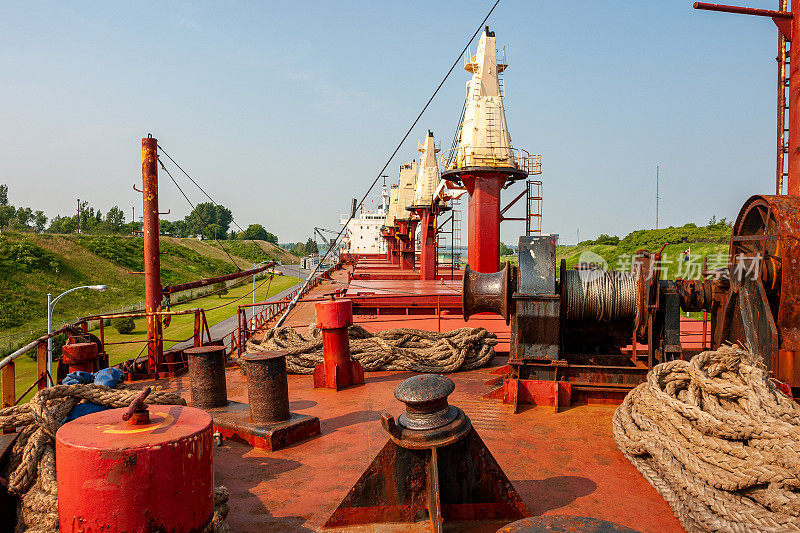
[99,412,174,434]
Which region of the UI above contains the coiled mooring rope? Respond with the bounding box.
[248,324,497,374]
[613,346,800,532]
[563,269,639,322]
[0,384,230,533]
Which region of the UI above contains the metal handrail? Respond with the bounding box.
[439,146,542,175]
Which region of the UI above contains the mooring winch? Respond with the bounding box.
[464,235,686,411]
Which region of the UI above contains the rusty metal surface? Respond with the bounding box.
[498,515,640,532]
[324,376,530,531]
[141,359,684,532]
[242,351,290,424]
[122,386,151,423]
[463,263,512,323]
[518,236,557,295]
[728,194,800,385]
[56,406,213,532]
[187,345,229,409]
[141,136,164,374]
[209,400,320,452]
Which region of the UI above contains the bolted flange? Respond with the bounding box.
[381,374,471,449]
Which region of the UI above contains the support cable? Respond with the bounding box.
[157,157,242,270]
[157,144,275,256]
[275,0,503,328]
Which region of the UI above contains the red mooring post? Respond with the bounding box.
[142,136,164,374]
[461,172,507,273]
[313,297,364,390]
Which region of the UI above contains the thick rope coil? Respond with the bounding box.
[613,345,800,532]
[0,383,232,533]
[247,324,497,374]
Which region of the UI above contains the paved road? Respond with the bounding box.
[167,264,317,353]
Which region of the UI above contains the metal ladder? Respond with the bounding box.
[526,181,543,236]
[778,16,790,194]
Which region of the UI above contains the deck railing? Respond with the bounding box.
[230,263,339,356]
[0,307,211,414]
[440,146,542,175]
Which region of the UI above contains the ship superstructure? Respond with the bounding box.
[340,185,390,254]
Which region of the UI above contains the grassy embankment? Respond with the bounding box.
[501,223,732,279]
[0,232,295,341]
[9,276,297,402]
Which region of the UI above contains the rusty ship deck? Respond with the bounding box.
[143,265,687,532]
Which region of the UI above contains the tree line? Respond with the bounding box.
[0,184,278,243]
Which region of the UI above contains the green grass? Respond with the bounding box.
[0,232,298,350]
[9,274,298,402]
[502,224,731,280]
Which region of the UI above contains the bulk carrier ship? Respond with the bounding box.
[3,3,800,533]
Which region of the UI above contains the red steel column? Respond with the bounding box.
[313,298,364,390]
[397,220,416,270]
[790,1,800,196]
[461,172,506,273]
[142,136,163,373]
[418,209,437,280]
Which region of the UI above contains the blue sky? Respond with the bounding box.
[0,1,785,244]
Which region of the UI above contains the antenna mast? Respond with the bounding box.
[656,165,660,230]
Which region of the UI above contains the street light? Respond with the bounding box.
[252,263,271,305]
[47,284,108,386]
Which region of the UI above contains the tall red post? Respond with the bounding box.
[313,298,364,390]
[142,136,163,374]
[396,219,417,270]
[382,228,397,263]
[408,207,438,280]
[789,0,800,196]
[461,172,506,273]
[693,2,800,195]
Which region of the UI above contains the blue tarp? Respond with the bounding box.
[61,367,126,422]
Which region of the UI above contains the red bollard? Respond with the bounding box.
[313,298,364,390]
[61,342,98,374]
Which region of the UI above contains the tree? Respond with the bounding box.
[291,242,306,256]
[213,281,229,297]
[0,205,15,229]
[0,185,7,206]
[34,211,47,232]
[244,224,269,241]
[112,317,136,334]
[183,203,233,239]
[105,206,126,233]
[305,238,318,254]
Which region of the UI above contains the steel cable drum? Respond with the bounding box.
[563,269,639,323]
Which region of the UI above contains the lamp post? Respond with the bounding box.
[252,262,271,305]
[47,284,108,386]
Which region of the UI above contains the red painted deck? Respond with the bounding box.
[143,262,685,531]
[154,357,682,532]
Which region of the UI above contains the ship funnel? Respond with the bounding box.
[412,131,441,207]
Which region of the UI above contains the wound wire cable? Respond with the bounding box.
[275,0,503,327]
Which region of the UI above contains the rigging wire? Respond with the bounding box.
[275,0,503,327]
[157,156,242,270]
[157,144,274,258]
